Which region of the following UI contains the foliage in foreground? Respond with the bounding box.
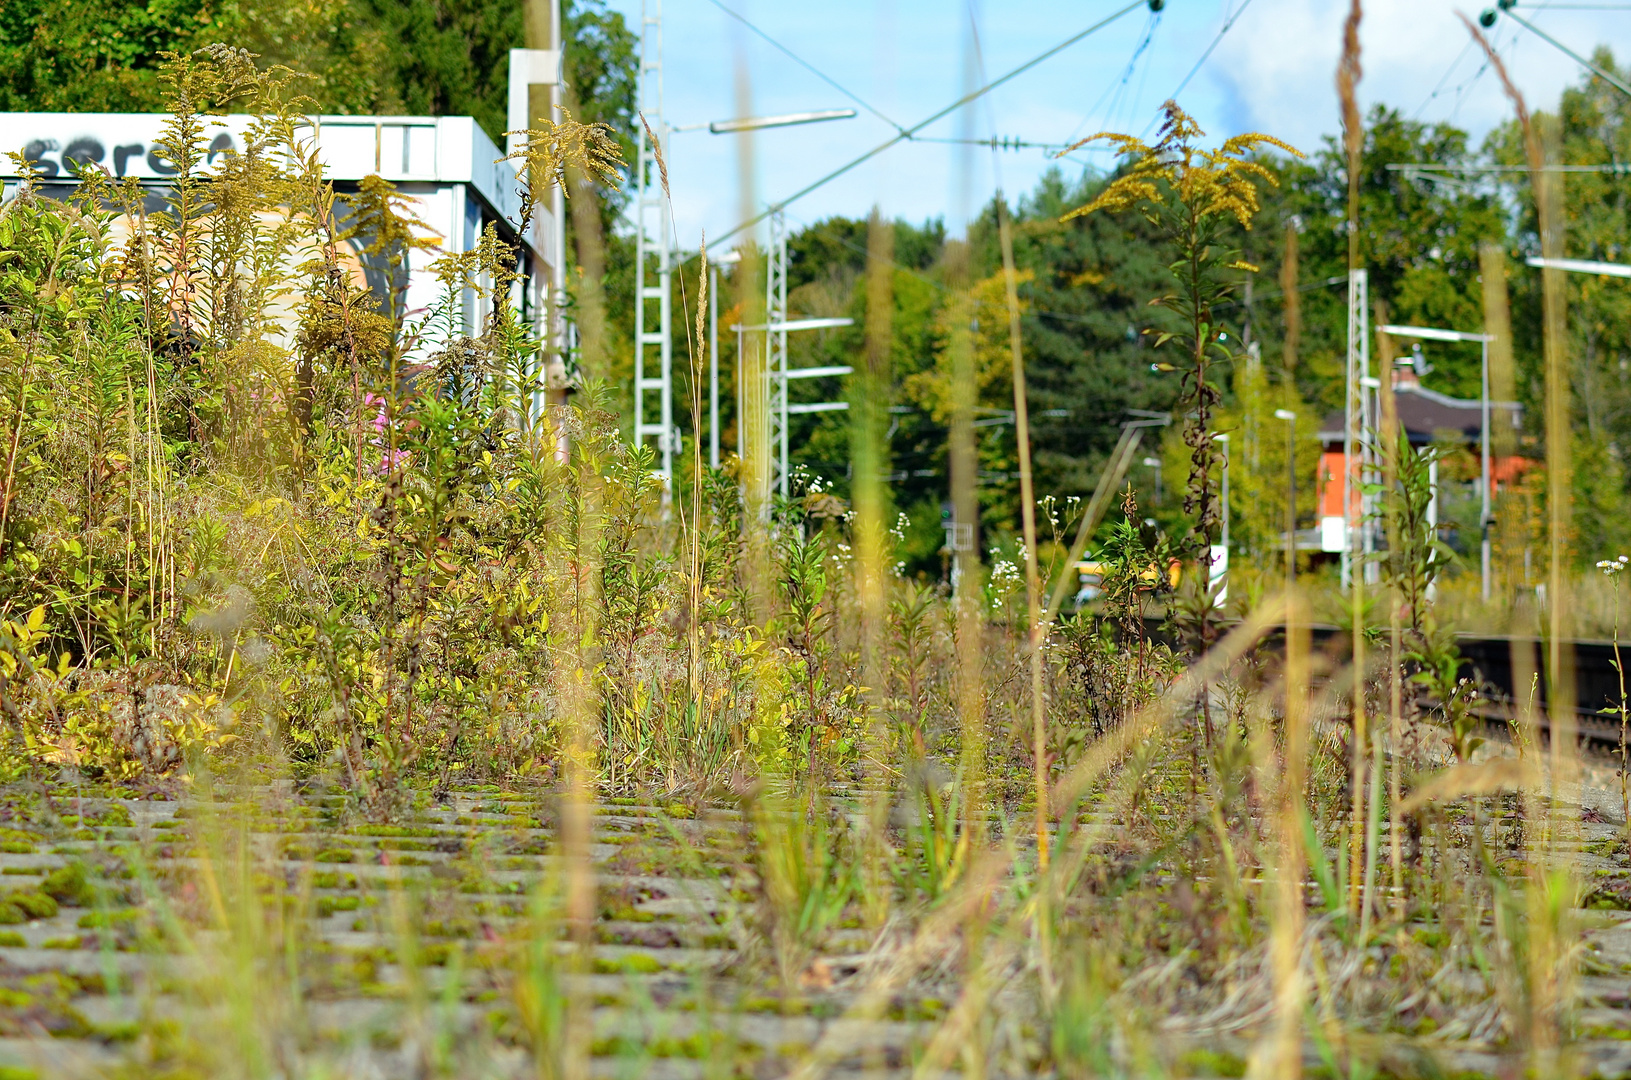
[0,48,1614,1080]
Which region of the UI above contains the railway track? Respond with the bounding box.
[1457,635,1630,745]
[1129,614,1631,745]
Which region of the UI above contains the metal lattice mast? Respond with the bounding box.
[633,0,674,483]
[766,209,790,498]
[1343,268,1368,589]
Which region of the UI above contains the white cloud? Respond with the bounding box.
[1211,0,1631,152]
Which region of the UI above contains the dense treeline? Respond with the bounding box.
[701,60,1631,576]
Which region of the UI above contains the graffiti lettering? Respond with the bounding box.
[11,132,239,179]
[22,140,58,178]
[145,147,178,176]
[63,138,104,171]
[113,145,144,176]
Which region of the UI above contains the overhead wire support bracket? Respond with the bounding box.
[1482,1,1631,98]
[690,0,1149,259]
[1526,256,1631,278]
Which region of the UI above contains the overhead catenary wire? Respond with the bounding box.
[1487,4,1631,97]
[686,0,1148,260]
[1445,25,1511,126]
[1413,38,1477,118]
[1061,10,1163,146]
[913,135,1075,151]
[1141,0,1257,137]
[1121,11,1161,136]
[1387,162,1631,173]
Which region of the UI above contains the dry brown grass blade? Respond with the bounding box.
[1376,304,1405,909]
[1335,0,1367,922]
[857,208,894,924]
[1280,222,1300,379]
[1399,758,1537,817]
[994,193,1049,868]
[689,235,707,709]
[1458,11,1576,778]
[1250,590,1309,1080]
[1461,21,1577,1065]
[638,113,670,202]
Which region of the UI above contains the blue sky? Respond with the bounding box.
[602,0,1631,248]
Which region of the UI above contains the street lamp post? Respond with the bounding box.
[1275,409,1297,590]
[1378,325,1495,602]
[1142,456,1163,505]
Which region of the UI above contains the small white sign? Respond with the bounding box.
[1320,516,1345,553]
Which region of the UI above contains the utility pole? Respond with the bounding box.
[633,0,675,484]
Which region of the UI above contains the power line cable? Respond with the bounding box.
[688,0,1148,259]
[700,0,910,135]
[1413,39,1476,118]
[1446,22,1514,125]
[1062,11,1162,145]
[1121,14,1161,135]
[1103,14,1161,137]
[913,135,1075,151]
[1141,0,1257,136]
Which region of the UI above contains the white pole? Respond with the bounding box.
[710,263,720,469]
[1427,457,1439,603]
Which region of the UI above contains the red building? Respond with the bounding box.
[1315,361,1526,554]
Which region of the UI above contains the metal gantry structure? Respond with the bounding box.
[633,0,676,484]
[731,213,853,500]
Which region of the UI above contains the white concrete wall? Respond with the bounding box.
[0,112,558,360]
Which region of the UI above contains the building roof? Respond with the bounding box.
[1319,380,1522,446]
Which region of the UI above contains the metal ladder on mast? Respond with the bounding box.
[633,0,674,485]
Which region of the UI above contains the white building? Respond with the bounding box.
[3,109,556,340]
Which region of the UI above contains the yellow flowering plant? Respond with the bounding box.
[1061,101,1300,643]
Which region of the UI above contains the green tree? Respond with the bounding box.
[1255,107,1508,413]
[0,0,231,111]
